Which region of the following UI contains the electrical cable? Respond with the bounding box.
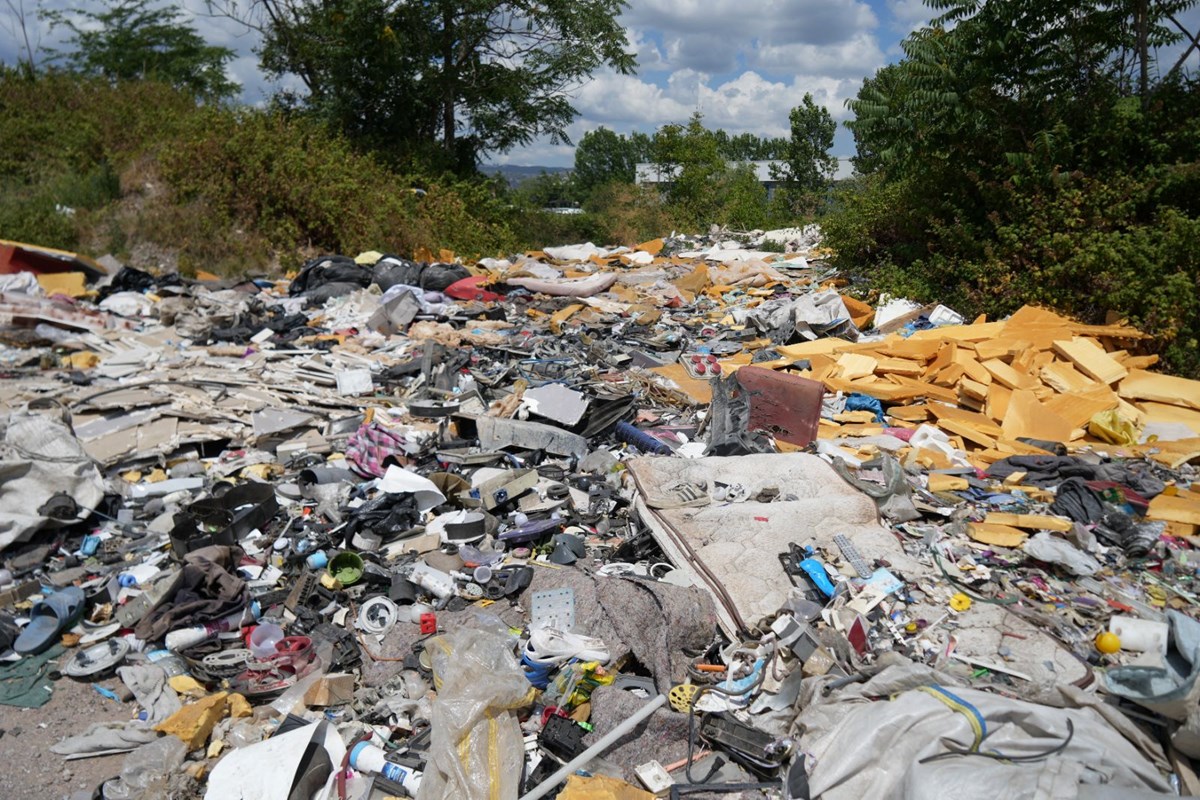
[919,719,1075,764]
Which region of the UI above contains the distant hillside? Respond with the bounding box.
[481,164,572,187]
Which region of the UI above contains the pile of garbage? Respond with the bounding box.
[1,228,1199,800]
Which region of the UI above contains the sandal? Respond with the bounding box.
[15,586,85,655]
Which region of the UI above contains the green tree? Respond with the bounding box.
[827,0,1200,376]
[219,0,635,173]
[514,171,579,209]
[716,131,788,161]
[573,127,651,197]
[720,164,770,229]
[42,0,238,99]
[652,113,727,229]
[772,93,836,199]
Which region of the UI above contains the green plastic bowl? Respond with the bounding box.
[329,551,364,586]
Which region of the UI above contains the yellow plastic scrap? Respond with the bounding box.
[550,304,583,334]
[950,593,973,612]
[1088,409,1140,446]
[155,692,229,750]
[168,675,207,696]
[242,463,283,480]
[63,351,100,369]
[557,774,656,800]
[227,692,252,718]
[354,250,384,265]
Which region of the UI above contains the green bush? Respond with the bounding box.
[0,70,541,271]
[0,185,79,250]
[825,168,1200,377]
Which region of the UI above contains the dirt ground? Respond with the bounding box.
[0,674,132,800]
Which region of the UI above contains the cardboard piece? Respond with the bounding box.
[303,673,355,707]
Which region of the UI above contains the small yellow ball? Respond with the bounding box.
[1095,632,1121,654]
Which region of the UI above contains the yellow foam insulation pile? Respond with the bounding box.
[770,305,1200,470]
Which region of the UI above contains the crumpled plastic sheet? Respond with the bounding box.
[1107,610,1200,721]
[793,664,1174,800]
[0,410,105,551]
[416,626,535,800]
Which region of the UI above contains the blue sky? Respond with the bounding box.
[4,1,1197,171]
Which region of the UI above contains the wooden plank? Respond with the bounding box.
[924,342,957,378]
[960,377,989,402]
[880,337,941,362]
[1122,354,1159,370]
[983,359,1041,391]
[888,404,930,422]
[995,437,1058,455]
[1069,322,1151,340]
[928,473,969,492]
[938,418,998,449]
[840,294,875,328]
[777,338,854,359]
[926,404,1003,436]
[931,362,966,387]
[975,338,1032,362]
[874,357,925,376]
[1001,389,1074,443]
[953,353,993,385]
[985,512,1073,532]
[1139,401,1200,435]
[837,352,878,380]
[1147,494,1200,526]
[1011,347,1039,375]
[1030,350,1056,372]
[886,374,960,404]
[968,522,1028,548]
[1040,361,1096,393]
[1052,337,1128,385]
[1132,438,1200,469]
[1118,369,1200,410]
[909,320,1007,342]
[986,384,1012,422]
[1042,387,1119,429]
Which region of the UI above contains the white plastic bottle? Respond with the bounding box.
[349,741,422,793]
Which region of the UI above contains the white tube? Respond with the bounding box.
[518,693,668,800]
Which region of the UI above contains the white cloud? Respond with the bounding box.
[886,0,934,32]
[629,0,880,73]
[751,31,885,78]
[573,71,693,125]
[626,0,877,47]
[625,28,669,72]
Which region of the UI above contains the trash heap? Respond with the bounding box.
[1,228,1200,800]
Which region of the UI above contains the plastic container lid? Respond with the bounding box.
[248,623,284,658]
